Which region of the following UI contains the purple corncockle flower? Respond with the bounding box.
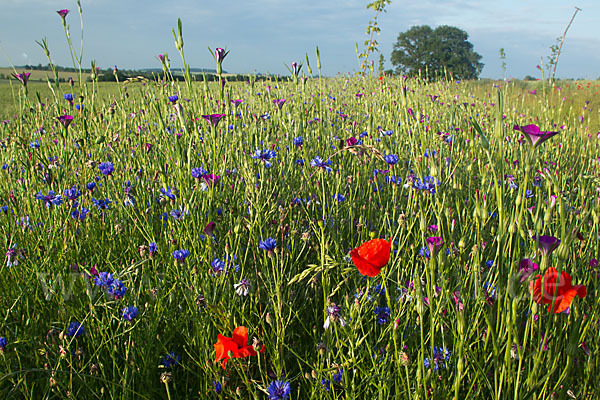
[513,124,560,148]
[273,99,286,109]
[214,48,228,64]
[426,236,443,256]
[346,136,358,146]
[533,235,560,257]
[202,114,225,128]
[57,9,69,22]
[201,174,220,187]
[204,222,216,236]
[291,62,301,77]
[12,72,31,87]
[518,259,539,283]
[58,115,73,129]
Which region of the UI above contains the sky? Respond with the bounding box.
[1,0,599,79]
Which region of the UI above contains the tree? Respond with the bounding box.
[391,25,483,80]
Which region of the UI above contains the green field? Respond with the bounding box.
[1,69,600,399]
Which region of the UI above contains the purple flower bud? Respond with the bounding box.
[215,48,227,64]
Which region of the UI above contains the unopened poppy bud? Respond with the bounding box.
[311,370,318,379]
[265,313,272,325]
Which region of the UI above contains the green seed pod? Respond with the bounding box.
[556,243,570,261]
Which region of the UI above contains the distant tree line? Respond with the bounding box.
[6,64,285,83]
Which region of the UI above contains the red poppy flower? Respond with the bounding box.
[214,326,264,369]
[350,238,392,277]
[529,267,586,314]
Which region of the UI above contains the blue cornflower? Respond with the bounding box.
[67,321,84,338]
[94,272,115,288]
[211,258,226,274]
[6,245,21,267]
[161,186,179,201]
[419,247,431,259]
[87,182,96,192]
[310,156,333,173]
[321,379,331,392]
[485,260,495,269]
[191,167,208,179]
[374,306,391,325]
[64,185,81,201]
[122,181,132,194]
[333,368,343,383]
[121,305,138,321]
[168,95,178,103]
[35,190,63,208]
[293,136,304,146]
[0,337,6,351]
[386,175,401,184]
[30,139,42,149]
[333,194,345,202]
[161,352,181,368]
[98,161,114,176]
[413,176,439,194]
[296,159,304,166]
[149,242,157,254]
[92,198,111,210]
[384,154,399,165]
[71,207,90,221]
[524,189,534,199]
[251,149,277,168]
[267,380,291,400]
[424,149,436,158]
[324,303,346,329]
[124,195,136,207]
[259,238,277,251]
[359,131,368,138]
[107,279,127,298]
[213,380,222,394]
[64,93,74,102]
[424,346,451,372]
[173,249,190,262]
[169,206,187,221]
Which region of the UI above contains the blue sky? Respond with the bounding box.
[1,0,599,79]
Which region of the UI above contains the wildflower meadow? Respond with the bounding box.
[1,5,600,400]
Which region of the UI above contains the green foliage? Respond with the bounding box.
[356,0,391,74]
[499,48,507,79]
[391,25,483,80]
